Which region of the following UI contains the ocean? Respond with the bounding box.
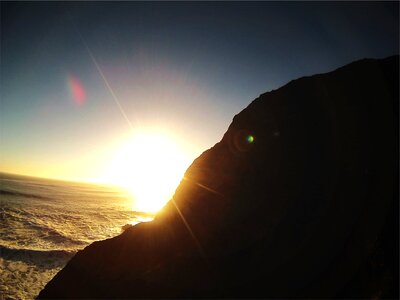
[0,172,153,299]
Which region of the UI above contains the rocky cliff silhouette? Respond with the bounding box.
[38,56,399,299]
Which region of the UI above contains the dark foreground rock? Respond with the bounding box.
[38,56,399,299]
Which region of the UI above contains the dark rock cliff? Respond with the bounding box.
[38,56,399,299]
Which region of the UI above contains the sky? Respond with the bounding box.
[1,2,399,184]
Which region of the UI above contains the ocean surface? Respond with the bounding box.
[0,172,153,299]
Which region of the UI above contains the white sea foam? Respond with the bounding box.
[0,173,154,299]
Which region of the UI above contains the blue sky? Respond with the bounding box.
[1,2,398,182]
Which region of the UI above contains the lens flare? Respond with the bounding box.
[68,75,86,106]
[247,135,254,143]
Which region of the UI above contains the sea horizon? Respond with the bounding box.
[0,172,153,299]
[0,171,120,189]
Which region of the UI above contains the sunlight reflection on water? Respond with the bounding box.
[0,173,156,299]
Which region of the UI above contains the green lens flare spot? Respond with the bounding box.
[247,135,254,143]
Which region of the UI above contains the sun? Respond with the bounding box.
[102,130,191,213]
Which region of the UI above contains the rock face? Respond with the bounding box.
[38,56,398,299]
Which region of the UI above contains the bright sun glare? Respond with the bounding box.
[103,131,191,213]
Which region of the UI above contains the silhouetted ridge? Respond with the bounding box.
[38,56,399,299]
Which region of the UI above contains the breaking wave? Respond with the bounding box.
[0,188,52,200]
[0,245,77,267]
[0,172,144,299]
